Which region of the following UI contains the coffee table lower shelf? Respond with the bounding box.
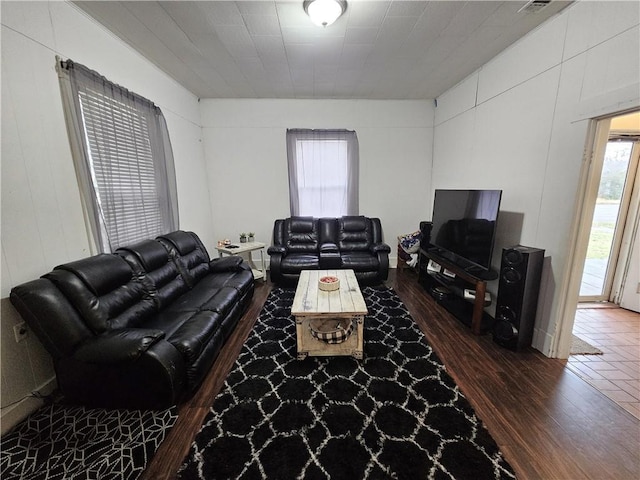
[295,315,364,360]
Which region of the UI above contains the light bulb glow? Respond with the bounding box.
[305,0,345,27]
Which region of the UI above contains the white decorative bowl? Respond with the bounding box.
[318,275,340,291]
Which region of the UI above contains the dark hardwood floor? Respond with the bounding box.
[142,269,640,480]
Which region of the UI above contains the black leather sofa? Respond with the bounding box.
[268,216,391,286]
[10,231,254,409]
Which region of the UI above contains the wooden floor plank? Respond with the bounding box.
[393,268,639,480]
[142,269,640,480]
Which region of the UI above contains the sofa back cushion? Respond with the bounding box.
[157,231,211,287]
[318,218,338,245]
[284,217,318,253]
[338,216,373,251]
[117,240,189,309]
[10,278,94,360]
[44,254,156,334]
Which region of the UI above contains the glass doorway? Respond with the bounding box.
[579,112,640,303]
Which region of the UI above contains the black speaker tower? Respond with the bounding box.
[493,246,545,351]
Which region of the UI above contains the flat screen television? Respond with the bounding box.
[429,189,502,273]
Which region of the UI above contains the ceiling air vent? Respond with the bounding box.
[518,0,552,14]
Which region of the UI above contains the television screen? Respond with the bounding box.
[430,189,502,272]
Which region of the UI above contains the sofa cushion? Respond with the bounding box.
[164,310,222,366]
[160,230,199,255]
[45,255,155,333]
[158,231,211,286]
[194,270,254,296]
[318,218,338,244]
[144,310,196,338]
[341,216,368,232]
[119,240,168,272]
[340,252,380,272]
[210,256,243,273]
[289,216,315,233]
[281,254,319,273]
[285,217,318,253]
[167,285,240,319]
[10,279,93,359]
[338,216,373,251]
[117,240,189,310]
[59,254,131,296]
[199,287,243,318]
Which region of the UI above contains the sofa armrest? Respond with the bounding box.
[320,242,339,253]
[267,245,285,282]
[59,336,186,409]
[74,328,165,364]
[267,245,287,255]
[371,243,391,254]
[209,255,244,272]
[373,243,390,282]
[319,242,341,269]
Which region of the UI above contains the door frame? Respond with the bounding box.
[552,109,640,358]
[579,138,640,302]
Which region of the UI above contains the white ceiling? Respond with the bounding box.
[73,0,573,100]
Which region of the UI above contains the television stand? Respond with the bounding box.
[418,249,494,335]
[463,265,498,280]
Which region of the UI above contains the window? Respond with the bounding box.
[57,59,178,252]
[286,129,359,217]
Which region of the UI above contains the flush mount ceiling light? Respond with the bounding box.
[304,0,347,27]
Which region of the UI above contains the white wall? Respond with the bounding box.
[433,0,640,355]
[1,1,211,431]
[199,99,433,259]
[5,0,635,431]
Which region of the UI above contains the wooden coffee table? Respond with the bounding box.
[291,269,368,360]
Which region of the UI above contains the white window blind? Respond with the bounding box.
[58,59,178,252]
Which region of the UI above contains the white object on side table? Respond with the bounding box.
[216,241,266,282]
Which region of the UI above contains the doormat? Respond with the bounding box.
[0,404,177,480]
[570,334,604,355]
[178,286,516,480]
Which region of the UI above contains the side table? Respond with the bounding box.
[215,241,266,282]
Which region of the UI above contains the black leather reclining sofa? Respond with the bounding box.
[10,231,254,409]
[268,216,391,286]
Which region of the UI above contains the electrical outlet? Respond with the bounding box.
[637,283,640,294]
[13,322,28,343]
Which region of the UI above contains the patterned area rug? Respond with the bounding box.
[570,334,604,355]
[0,404,177,480]
[178,286,515,479]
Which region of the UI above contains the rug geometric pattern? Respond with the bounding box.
[178,286,516,480]
[0,404,177,480]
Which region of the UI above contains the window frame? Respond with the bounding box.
[286,129,359,217]
[57,58,179,253]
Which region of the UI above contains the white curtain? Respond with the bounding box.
[57,58,179,252]
[286,129,359,217]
